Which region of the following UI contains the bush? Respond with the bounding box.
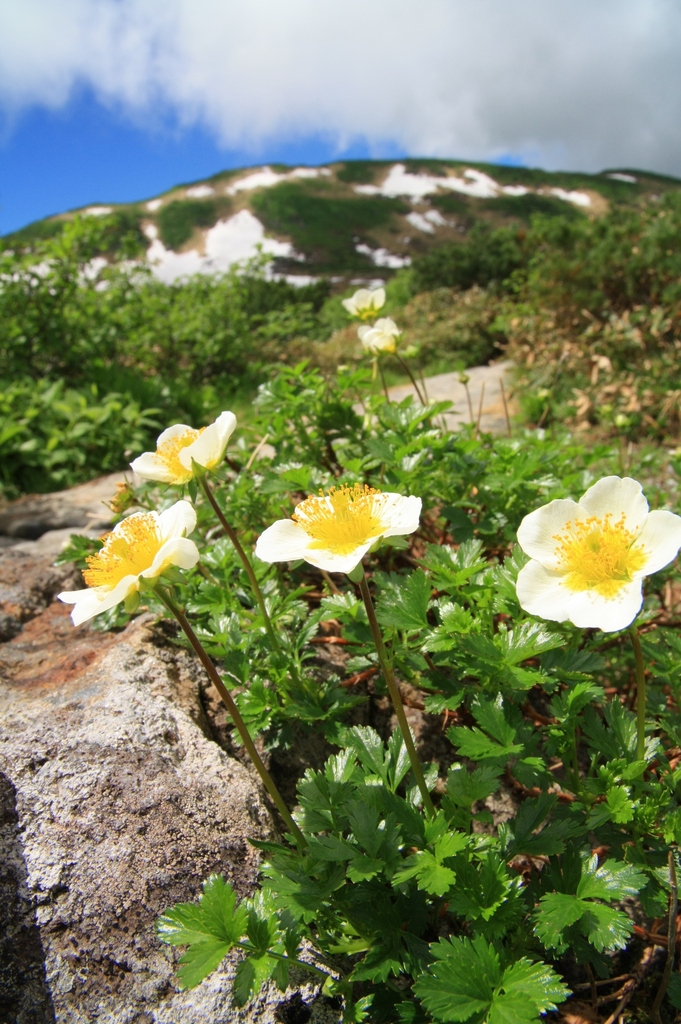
[411,223,525,293]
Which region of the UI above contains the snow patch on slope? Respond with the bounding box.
[354,163,589,207]
[227,165,330,194]
[144,210,294,283]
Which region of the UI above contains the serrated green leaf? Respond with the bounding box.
[576,856,647,901]
[497,958,570,1015]
[444,764,503,809]
[347,854,385,881]
[174,938,232,990]
[580,903,633,952]
[447,726,523,761]
[533,893,585,949]
[496,622,564,666]
[233,956,256,1006]
[375,570,432,632]
[413,935,499,1022]
[157,875,248,987]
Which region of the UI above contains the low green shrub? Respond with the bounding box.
[0,378,161,498]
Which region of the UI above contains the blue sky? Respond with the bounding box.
[0,91,407,235]
[1,0,679,236]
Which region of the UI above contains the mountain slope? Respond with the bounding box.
[4,159,681,284]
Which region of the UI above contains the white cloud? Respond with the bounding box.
[1,0,680,175]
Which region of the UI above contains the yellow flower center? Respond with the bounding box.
[156,428,205,481]
[83,513,162,589]
[554,513,647,597]
[293,484,387,556]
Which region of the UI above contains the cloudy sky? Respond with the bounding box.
[1,0,679,233]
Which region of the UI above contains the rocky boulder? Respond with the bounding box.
[0,525,336,1023]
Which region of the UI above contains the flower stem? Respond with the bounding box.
[157,588,306,853]
[395,354,426,405]
[378,360,391,403]
[629,623,647,762]
[198,476,279,650]
[357,571,435,818]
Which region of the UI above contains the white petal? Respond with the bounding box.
[357,325,371,342]
[516,499,584,569]
[370,288,386,310]
[565,581,643,632]
[373,317,400,336]
[579,476,648,535]
[375,494,422,537]
[155,423,194,446]
[342,297,358,315]
[145,537,200,578]
[255,519,313,563]
[352,288,372,309]
[157,500,196,540]
[59,576,138,625]
[301,542,372,575]
[632,509,681,576]
[129,451,178,483]
[516,560,574,622]
[179,411,237,472]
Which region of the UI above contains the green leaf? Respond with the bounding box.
[444,764,503,809]
[375,569,432,632]
[576,855,647,901]
[580,903,633,952]
[533,893,584,950]
[157,875,248,989]
[413,935,498,1022]
[447,727,524,761]
[495,622,564,666]
[414,935,569,1024]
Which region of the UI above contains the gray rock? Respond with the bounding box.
[0,584,336,1021]
[0,473,134,540]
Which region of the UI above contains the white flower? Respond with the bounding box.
[59,501,199,625]
[342,287,386,320]
[516,476,681,632]
[130,411,237,485]
[357,317,401,355]
[255,483,421,575]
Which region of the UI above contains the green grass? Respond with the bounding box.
[157,198,232,250]
[251,181,408,273]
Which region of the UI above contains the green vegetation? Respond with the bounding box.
[158,198,231,250]
[251,180,408,272]
[57,361,680,1022]
[2,162,681,501]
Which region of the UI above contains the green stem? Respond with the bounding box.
[629,623,647,762]
[158,588,306,853]
[395,354,426,405]
[198,475,279,650]
[235,941,329,979]
[358,572,435,818]
[378,360,391,403]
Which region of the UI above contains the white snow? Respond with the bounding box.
[501,185,530,197]
[227,165,326,194]
[355,243,411,269]
[185,184,215,198]
[145,210,294,283]
[406,211,435,233]
[146,199,164,212]
[84,206,112,216]
[424,209,448,226]
[353,163,507,201]
[607,173,637,183]
[547,187,591,207]
[205,210,293,264]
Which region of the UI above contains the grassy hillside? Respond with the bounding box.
[4,158,680,280]
[1,160,680,500]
